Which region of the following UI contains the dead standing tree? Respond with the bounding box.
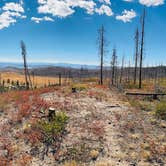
[97,25,107,85]
[119,55,125,84]
[128,60,131,83]
[139,8,146,89]
[0,73,1,85]
[134,28,139,85]
[111,48,117,85]
[21,41,32,89]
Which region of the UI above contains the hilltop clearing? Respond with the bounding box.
[0,85,165,166]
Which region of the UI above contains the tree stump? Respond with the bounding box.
[153,94,158,100]
[48,107,55,121]
[72,87,77,93]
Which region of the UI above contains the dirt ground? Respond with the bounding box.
[0,86,165,166]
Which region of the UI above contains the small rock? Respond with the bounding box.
[140,150,151,161]
[141,143,150,150]
[150,118,157,125]
[130,133,140,140]
[160,121,166,128]
[89,150,99,160]
[130,162,137,166]
[30,146,40,156]
[0,149,8,157]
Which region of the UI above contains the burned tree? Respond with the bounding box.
[111,48,117,85]
[134,28,139,85]
[59,73,62,86]
[139,8,146,89]
[0,73,1,85]
[97,25,107,85]
[21,41,32,89]
[127,60,131,83]
[120,55,125,84]
[154,66,158,92]
[31,71,35,88]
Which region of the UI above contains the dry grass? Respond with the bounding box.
[0,72,67,87]
[125,78,166,92]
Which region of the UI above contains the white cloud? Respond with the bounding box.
[37,0,113,17]
[0,11,16,30]
[139,0,164,6]
[21,15,27,19]
[38,0,75,17]
[20,0,24,5]
[123,0,133,2]
[0,2,25,30]
[116,9,136,22]
[1,0,164,30]
[31,16,54,23]
[95,5,113,16]
[99,0,111,5]
[66,0,96,14]
[3,2,24,13]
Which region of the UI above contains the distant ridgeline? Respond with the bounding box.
[31,66,166,80]
[0,62,98,70]
[0,62,165,79]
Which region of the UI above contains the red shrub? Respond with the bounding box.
[24,129,42,145]
[0,156,8,166]
[16,153,32,166]
[88,120,105,138]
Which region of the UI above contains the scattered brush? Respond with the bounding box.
[155,100,166,120]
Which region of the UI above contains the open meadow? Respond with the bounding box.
[0,72,68,88]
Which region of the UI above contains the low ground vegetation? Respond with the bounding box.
[0,81,165,165]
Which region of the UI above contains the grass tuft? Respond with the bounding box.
[155,100,166,120]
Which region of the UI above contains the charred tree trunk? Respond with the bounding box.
[21,41,32,90]
[111,48,117,85]
[99,25,104,85]
[59,73,62,86]
[154,66,158,92]
[120,56,125,84]
[134,28,139,85]
[0,73,1,86]
[32,71,35,88]
[21,41,29,89]
[139,9,146,89]
[128,60,131,83]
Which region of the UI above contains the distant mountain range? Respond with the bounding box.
[0,62,99,70]
[0,62,165,79]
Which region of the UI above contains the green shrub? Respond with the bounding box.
[155,101,166,120]
[128,99,142,108]
[71,83,88,91]
[124,83,139,89]
[37,112,69,144]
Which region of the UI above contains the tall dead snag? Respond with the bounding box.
[139,8,146,89]
[0,73,1,85]
[21,41,32,89]
[120,55,125,84]
[111,48,117,85]
[134,28,139,85]
[31,71,35,88]
[128,60,131,83]
[98,25,106,85]
[115,56,119,86]
[59,73,62,86]
[154,66,158,92]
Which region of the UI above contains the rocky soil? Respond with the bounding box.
[0,86,165,166]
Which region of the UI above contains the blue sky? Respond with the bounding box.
[0,0,165,66]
